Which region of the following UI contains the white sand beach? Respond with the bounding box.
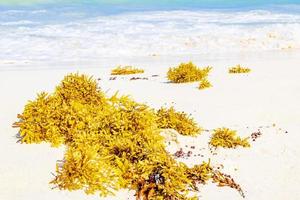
[1,50,300,200]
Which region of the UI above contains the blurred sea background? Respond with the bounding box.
[1,0,300,70]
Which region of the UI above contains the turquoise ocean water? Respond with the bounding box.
[0,0,300,68]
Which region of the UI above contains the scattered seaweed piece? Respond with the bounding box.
[228,65,251,74]
[167,62,212,83]
[130,77,149,81]
[209,128,250,148]
[212,170,245,198]
[109,77,117,80]
[198,78,212,90]
[156,106,201,136]
[111,66,144,75]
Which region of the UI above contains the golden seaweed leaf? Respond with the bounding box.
[187,160,212,184]
[156,107,201,136]
[198,78,212,90]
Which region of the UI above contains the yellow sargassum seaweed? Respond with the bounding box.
[167,62,212,83]
[14,73,243,199]
[111,66,144,75]
[228,65,251,74]
[156,107,201,136]
[198,78,212,90]
[209,128,250,148]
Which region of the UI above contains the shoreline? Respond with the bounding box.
[1,51,300,199]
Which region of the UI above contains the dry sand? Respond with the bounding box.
[1,51,300,200]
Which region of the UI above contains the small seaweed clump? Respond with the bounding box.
[198,78,212,90]
[212,170,245,198]
[14,73,243,199]
[209,128,250,149]
[111,66,144,75]
[228,65,251,74]
[167,62,212,83]
[156,106,201,136]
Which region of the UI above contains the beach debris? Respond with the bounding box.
[130,77,148,81]
[15,132,22,143]
[174,148,193,158]
[156,106,201,136]
[111,66,144,75]
[174,148,185,158]
[109,77,117,80]
[151,74,159,77]
[198,78,212,90]
[251,130,262,141]
[187,150,193,157]
[216,164,224,170]
[228,65,251,74]
[167,62,212,83]
[209,128,250,148]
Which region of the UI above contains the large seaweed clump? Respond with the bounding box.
[156,107,201,136]
[209,128,250,149]
[111,66,144,75]
[14,73,243,199]
[167,62,212,83]
[228,65,251,74]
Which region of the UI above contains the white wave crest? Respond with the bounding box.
[0,9,300,62]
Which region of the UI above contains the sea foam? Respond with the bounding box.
[0,9,300,64]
